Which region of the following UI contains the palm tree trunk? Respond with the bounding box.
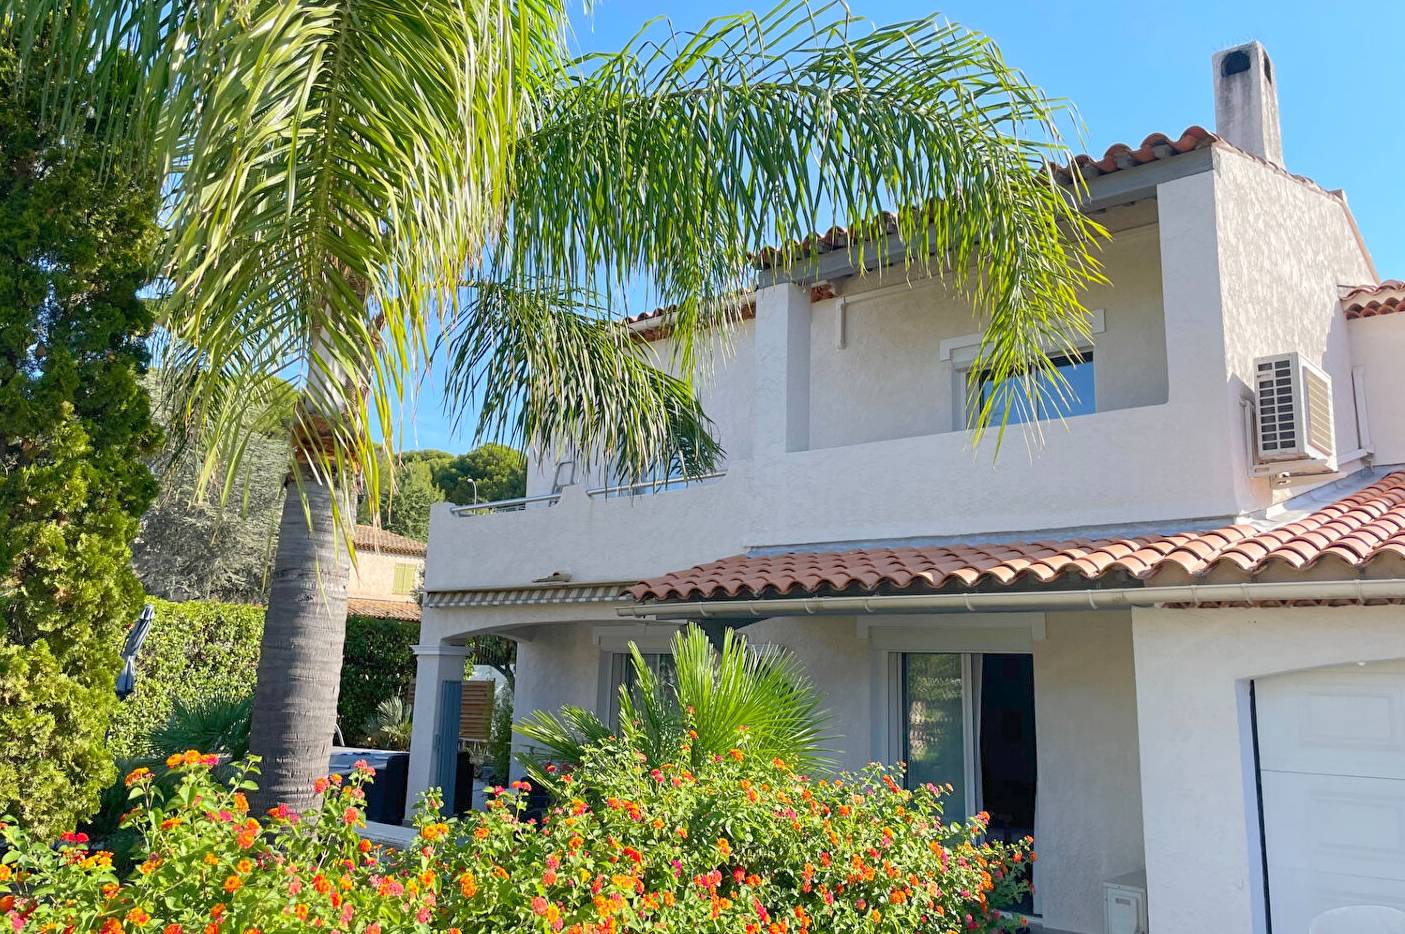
[248,472,351,813]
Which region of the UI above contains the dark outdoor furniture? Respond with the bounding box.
[329,747,409,825]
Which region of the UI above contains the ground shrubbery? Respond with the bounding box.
[0,731,1033,934]
[4,628,1034,932]
[109,600,420,756]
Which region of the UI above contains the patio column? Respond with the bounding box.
[405,641,473,820]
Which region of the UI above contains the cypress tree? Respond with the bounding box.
[0,39,161,836]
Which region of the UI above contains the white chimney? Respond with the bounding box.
[1211,42,1284,167]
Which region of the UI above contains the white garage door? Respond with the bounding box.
[1257,662,1405,933]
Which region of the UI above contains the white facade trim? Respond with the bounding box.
[591,623,685,652]
[938,307,1105,364]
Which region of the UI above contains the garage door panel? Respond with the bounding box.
[1268,867,1405,934]
[1257,669,1405,777]
[1259,665,1405,934]
[1262,771,1405,880]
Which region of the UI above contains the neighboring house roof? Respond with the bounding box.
[346,597,421,622]
[1343,280,1405,319]
[628,472,1405,602]
[353,524,426,557]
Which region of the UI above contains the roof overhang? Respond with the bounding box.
[424,583,632,610]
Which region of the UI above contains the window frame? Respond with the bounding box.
[963,348,1096,430]
[941,309,1104,432]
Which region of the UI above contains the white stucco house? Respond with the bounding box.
[406,42,1405,934]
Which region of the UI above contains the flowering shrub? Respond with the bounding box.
[1,738,1033,933]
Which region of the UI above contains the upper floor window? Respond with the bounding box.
[967,350,1095,428]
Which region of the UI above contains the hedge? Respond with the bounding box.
[337,615,419,740]
[109,599,418,756]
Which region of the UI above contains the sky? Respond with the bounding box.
[393,0,1405,453]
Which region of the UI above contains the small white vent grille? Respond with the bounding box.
[1253,352,1335,470]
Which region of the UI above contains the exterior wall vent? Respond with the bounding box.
[1251,352,1337,480]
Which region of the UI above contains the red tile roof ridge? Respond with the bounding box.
[1343,280,1405,301]
[1055,125,1217,181]
[352,523,427,557]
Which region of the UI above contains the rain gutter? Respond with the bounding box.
[616,578,1405,620]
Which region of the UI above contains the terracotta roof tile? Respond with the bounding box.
[1054,125,1217,182]
[353,524,427,557]
[346,597,421,622]
[1344,281,1405,319]
[628,473,1405,602]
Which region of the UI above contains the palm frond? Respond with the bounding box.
[516,624,831,795]
[672,626,830,771]
[445,280,724,479]
[505,1,1105,443]
[615,643,684,766]
[2,0,569,509]
[146,695,253,760]
[515,704,614,790]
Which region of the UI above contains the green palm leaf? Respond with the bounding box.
[500,2,1105,445]
[516,625,830,795]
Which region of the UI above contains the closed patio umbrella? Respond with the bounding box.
[115,604,155,700]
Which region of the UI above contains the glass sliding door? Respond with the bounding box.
[901,653,973,819]
[900,653,1038,826]
[607,651,676,729]
[900,651,1037,914]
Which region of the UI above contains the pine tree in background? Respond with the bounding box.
[0,41,160,835]
[434,444,527,506]
[379,459,441,542]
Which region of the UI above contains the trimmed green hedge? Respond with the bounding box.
[338,616,418,740]
[110,599,418,755]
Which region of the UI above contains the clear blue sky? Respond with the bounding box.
[393,0,1405,453]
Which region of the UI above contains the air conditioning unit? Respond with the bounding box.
[1250,352,1336,479]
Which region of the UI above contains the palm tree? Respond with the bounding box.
[517,625,829,792]
[3,0,1102,812]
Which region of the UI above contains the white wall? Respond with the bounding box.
[512,622,601,738]
[806,224,1170,450]
[1210,148,1377,507]
[1032,612,1146,934]
[1131,605,1405,934]
[1348,314,1405,467]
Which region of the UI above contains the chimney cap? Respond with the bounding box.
[1211,41,1284,168]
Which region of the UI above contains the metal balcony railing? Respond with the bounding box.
[585,470,727,499]
[448,471,727,517]
[448,492,562,516]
